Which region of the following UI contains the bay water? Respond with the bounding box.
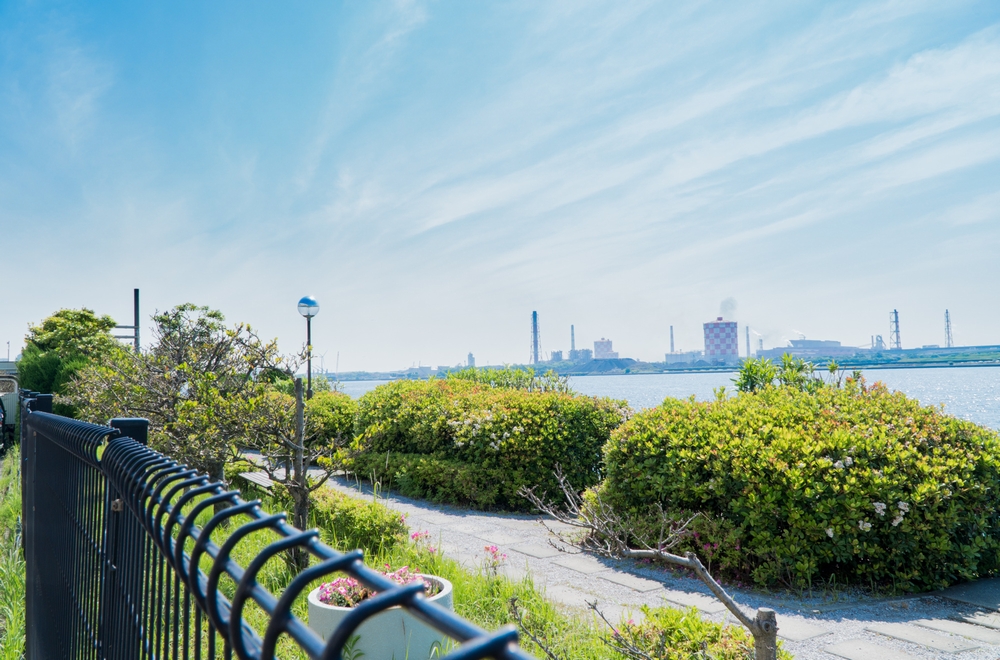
[336,366,1000,430]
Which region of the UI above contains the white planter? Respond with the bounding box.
[307,575,454,660]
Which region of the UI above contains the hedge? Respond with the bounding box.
[348,379,629,510]
[599,378,1000,591]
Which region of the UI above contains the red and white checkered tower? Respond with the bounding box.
[703,317,739,363]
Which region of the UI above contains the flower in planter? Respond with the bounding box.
[317,566,441,607]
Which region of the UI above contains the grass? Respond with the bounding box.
[0,452,25,660]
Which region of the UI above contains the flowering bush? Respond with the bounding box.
[600,377,1000,591]
[349,379,629,510]
[317,566,442,607]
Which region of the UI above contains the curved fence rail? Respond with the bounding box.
[20,393,534,660]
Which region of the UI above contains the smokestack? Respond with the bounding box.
[571,324,576,351]
[746,326,751,358]
[670,326,674,353]
[531,311,540,364]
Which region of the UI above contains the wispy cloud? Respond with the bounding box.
[1,1,999,367]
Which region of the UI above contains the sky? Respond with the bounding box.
[2,1,999,371]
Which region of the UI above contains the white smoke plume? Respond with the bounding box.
[720,297,737,320]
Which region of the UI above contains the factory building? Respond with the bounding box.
[757,339,861,361]
[569,348,592,361]
[594,338,619,360]
[703,317,739,363]
[550,350,564,362]
[664,351,704,364]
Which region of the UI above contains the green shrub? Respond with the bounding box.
[310,487,407,554]
[447,366,571,392]
[350,379,628,510]
[306,390,357,446]
[600,378,1000,591]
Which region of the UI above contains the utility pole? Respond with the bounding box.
[292,377,308,570]
[114,288,140,353]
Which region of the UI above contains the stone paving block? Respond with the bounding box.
[599,572,663,593]
[546,585,594,609]
[416,513,453,524]
[474,530,521,545]
[939,577,1000,611]
[443,522,489,534]
[824,639,920,660]
[553,554,608,574]
[495,518,545,530]
[509,543,563,559]
[661,590,727,614]
[957,611,1000,630]
[774,617,830,642]
[499,563,528,582]
[914,618,1000,644]
[866,622,980,652]
[448,552,479,569]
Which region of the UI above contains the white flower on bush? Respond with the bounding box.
[833,460,844,469]
[826,528,834,538]
[873,502,886,517]
[897,501,910,513]
[858,520,872,532]
[844,457,853,467]
[891,515,904,527]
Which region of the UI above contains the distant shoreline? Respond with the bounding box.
[330,360,1000,382]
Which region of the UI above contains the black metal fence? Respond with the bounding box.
[20,393,534,660]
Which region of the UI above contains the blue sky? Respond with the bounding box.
[2,1,999,370]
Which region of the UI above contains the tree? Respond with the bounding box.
[19,308,118,416]
[68,304,290,481]
[68,304,352,571]
[236,381,355,570]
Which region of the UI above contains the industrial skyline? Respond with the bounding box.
[510,306,975,369]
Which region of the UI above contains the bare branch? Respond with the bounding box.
[519,469,779,660]
[506,598,565,660]
[585,600,655,660]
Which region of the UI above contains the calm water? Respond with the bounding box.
[569,367,1000,430]
[335,367,1000,430]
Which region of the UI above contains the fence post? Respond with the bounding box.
[109,418,149,445]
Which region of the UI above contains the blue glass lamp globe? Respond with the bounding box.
[298,296,320,318]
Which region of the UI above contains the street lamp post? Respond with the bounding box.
[297,296,320,399]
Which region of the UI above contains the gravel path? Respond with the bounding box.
[325,476,1000,660]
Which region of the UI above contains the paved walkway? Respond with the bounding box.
[326,476,1000,660]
